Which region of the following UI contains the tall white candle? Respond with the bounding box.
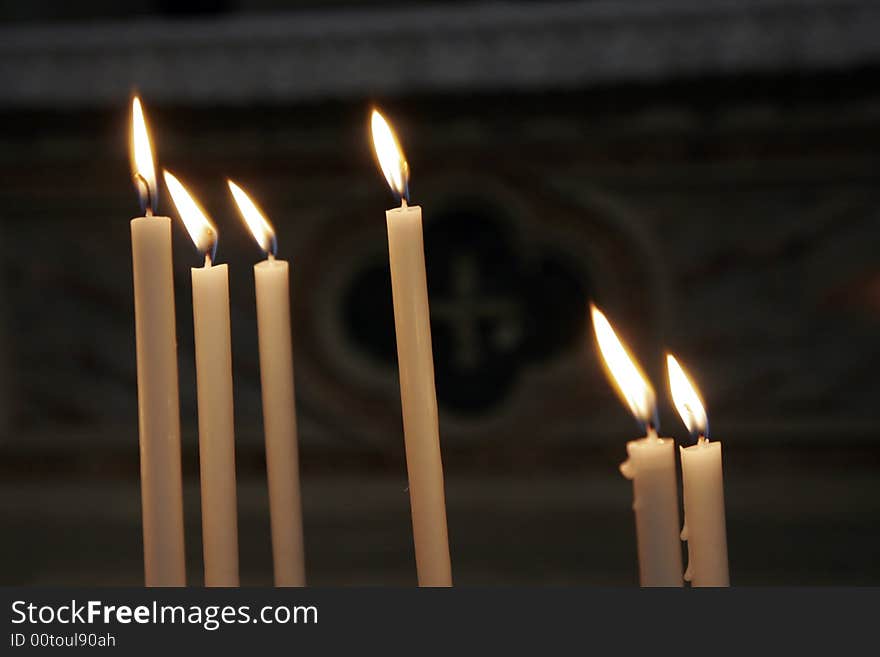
[371,110,452,587]
[165,171,240,587]
[229,180,306,587]
[667,354,729,587]
[129,98,186,587]
[591,304,683,587]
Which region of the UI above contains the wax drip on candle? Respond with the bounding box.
[619,421,659,481]
[680,507,695,583]
[678,498,694,582]
[682,523,694,582]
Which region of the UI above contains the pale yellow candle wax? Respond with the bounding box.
[668,354,729,587]
[165,171,239,587]
[620,429,684,587]
[592,304,683,587]
[129,97,186,587]
[387,200,451,587]
[372,110,452,587]
[229,180,306,587]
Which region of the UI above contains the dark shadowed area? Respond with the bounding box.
[0,0,878,585]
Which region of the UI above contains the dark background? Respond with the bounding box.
[0,0,878,585]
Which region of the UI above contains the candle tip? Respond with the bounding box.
[590,303,657,429]
[163,170,219,260]
[667,353,709,441]
[131,96,158,215]
[371,108,411,204]
[228,179,278,257]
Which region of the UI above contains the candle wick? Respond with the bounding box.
[204,253,212,268]
[267,253,276,262]
[134,173,154,217]
[697,434,708,446]
[400,198,408,209]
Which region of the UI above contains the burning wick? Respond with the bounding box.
[590,303,658,433]
[131,96,158,218]
[227,180,278,260]
[163,170,218,265]
[370,109,411,206]
[666,354,709,444]
[133,173,154,217]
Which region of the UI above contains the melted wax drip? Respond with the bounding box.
[681,520,693,583]
[619,458,638,510]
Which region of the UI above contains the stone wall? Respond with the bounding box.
[0,1,878,585]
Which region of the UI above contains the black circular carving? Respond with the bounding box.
[343,202,589,416]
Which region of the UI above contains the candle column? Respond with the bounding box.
[387,201,451,586]
[165,171,240,587]
[591,304,682,587]
[129,98,186,587]
[667,354,729,587]
[619,430,684,587]
[372,110,452,587]
[229,181,306,587]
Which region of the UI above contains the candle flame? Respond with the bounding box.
[667,354,709,438]
[131,97,158,214]
[370,109,410,202]
[228,180,277,256]
[590,304,657,428]
[163,171,218,259]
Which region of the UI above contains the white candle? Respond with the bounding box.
[129,98,186,587]
[619,430,684,587]
[229,180,306,587]
[371,109,452,587]
[165,171,240,587]
[591,304,683,587]
[667,354,729,587]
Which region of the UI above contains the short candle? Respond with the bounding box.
[591,304,683,587]
[667,354,729,587]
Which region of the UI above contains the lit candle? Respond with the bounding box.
[229,180,306,587]
[164,171,239,587]
[370,109,452,587]
[667,354,729,587]
[129,97,186,587]
[591,304,682,587]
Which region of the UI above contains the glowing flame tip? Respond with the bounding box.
[370,109,410,202]
[163,170,217,259]
[227,180,276,256]
[131,96,158,214]
[667,354,709,439]
[590,303,657,429]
